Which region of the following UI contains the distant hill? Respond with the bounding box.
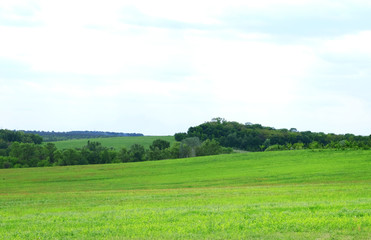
[176,118,371,151]
[24,130,144,142]
[50,135,175,150]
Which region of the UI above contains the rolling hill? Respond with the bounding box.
[0,150,370,239]
[49,135,175,150]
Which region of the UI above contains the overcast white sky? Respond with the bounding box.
[1,0,371,135]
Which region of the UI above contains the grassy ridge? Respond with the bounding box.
[48,135,175,150]
[0,150,370,239]
[1,150,370,193]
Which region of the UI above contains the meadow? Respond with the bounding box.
[0,150,370,239]
[48,136,175,150]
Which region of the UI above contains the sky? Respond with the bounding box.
[1,0,371,136]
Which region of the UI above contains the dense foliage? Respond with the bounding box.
[3,117,371,169]
[24,130,143,142]
[176,118,371,151]
[0,129,43,145]
[0,130,230,169]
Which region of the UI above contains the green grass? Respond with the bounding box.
[48,135,175,150]
[0,150,370,239]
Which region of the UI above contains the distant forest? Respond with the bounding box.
[24,131,144,142]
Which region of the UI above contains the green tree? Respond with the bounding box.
[150,139,170,151]
[168,142,180,159]
[0,139,8,149]
[293,142,304,150]
[265,144,285,151]
[82,141,106,164]
[0,139,8,156]
[9,142,41,167]
[129,144,145,162]
[100,149,116,164]
[59,149,82,166]
[180,137,201,158]
[44,143,57,163]
[118,147,130,162]
[0,156,17,168]
[148,147,163,160]
[148,139,171,160]
[29,134,43,144]
[260,138,271,151]
[174,133,187,142]
[197,139,221,156]
[308,141,322,149]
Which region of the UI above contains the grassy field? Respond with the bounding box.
[0,150,370,239]
[48,135,175,150]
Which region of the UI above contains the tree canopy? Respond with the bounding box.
[176,118,371,151]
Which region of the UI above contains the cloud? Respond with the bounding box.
[0,0,41,27]
[302,31,371,101]
[1,0,371,135]
[219,0,371,38]
[321,31,371,55]
[287,91,371,135]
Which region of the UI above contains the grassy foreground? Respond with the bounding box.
[0,150,370,239]
[49,136,175,150]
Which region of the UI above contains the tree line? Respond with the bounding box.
[2,118,370,169]
[0,129,231,169]
[24,130,143,142]
[175,118,371,151]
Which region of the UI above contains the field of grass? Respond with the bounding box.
[48,135,175,150]
[0,150,370,239]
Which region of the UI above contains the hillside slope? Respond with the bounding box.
[49,135,175,150]
[1,150,370,239]
[1,150,369,193]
